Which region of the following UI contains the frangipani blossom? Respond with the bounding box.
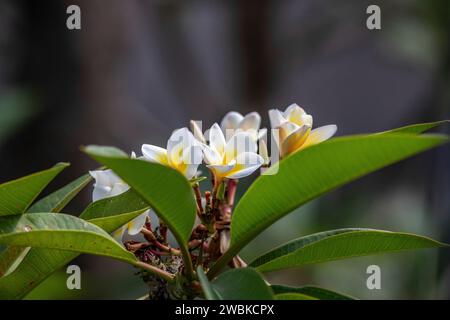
[220,111,266,141]
[203,123,264,179]
[142,128,203,180]
[89,169,148,243]
[269,104,337,157]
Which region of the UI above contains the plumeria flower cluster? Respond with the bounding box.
[90,104,337,247]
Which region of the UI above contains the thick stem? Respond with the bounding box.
[193,183,204,216]
[141,228,181,255]
[134,261,175,283]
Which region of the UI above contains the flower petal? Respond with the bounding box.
[281,125,311,157]
[92,185,112,202]
[278,121,301,142]
[127,211,149,235]
[224,152,264,179]
[284,103,306,118]
[268,109,287,129]
[258,139,270,165]
[209,123,226,156]
[257,128,267,140]
[181,144,203,179]
[90,169,125,201]
[167,127,194,166]
[207,160,236,177]
[239,112,261,132]
[141,144,168,164]
[301,124,337,149]
[284,104,312,127]
[190,120,206,144]
[202,144,223,165]
[110,182,130,198]
[112,225,126,243]
[220,111,244,132]
[225,131,257,164]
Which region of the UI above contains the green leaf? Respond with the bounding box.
[379,120,449,135]
[211,268,274,300]
[28,173,92,213]
[83,146,196,261]
[249,229,447,273]
[87,209,148,231]
[80,189,148,221]
[197,266,220,300]
[209,134,448,277]
[271,284,355,300]
[0,213,136,264]
[3,173,91,280]
[275,293,317,300]
[0,246,30,277]
[0,163,69,216]
[0,209,145,299]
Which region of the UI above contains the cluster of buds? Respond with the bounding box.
[88,104,337,284]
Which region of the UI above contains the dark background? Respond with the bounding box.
[0,0,449,299]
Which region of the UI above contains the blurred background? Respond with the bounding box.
[0,0,449,299]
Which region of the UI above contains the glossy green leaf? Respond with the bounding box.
[0,246,30,277]
[80,189,148,221]
[28,173,92,213]
[87,209,148,231]
[0,163,69,216]
[83,145,196,258]
[0,192,149,299]
[197,266,220,300]
[249,229,447,273]
[0,213,136,264]
[209,134,448,277]
[271,284,355,300]
[3,173,91,280]
[211,268,274,300]
[275,293,317,300]
[379,120,449,135]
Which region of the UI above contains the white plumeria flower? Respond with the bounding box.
[269,104,337,157]
[141,127,203,180]
[89,169,148,243]
[202,123,264,180]
[220,111,266,141]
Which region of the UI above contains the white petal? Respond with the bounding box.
[209,123,226,156]
[190,120,206,144]
[202,144,223,165]
[181,144,203,179]
[224,152,264,179]
[92,185,112,202]
[225,131,257,164]
[257,128,267,140]
[281,125,311,157]
[258,139,270,165]
[219,229,230,254]
[284,103,306,118]
[220,111,244,132]
[127,211,149,235]
[90,169,123,201]
[89,169,115,187]
[167,128,194,166]
[110,182,130,197]
[141,144,168,164]
[207,160,236,177]
[239,112,261,132]
[302,125,337,148]
[278,121,301,142]
[112,226,126,243]
[268,109,287,129]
